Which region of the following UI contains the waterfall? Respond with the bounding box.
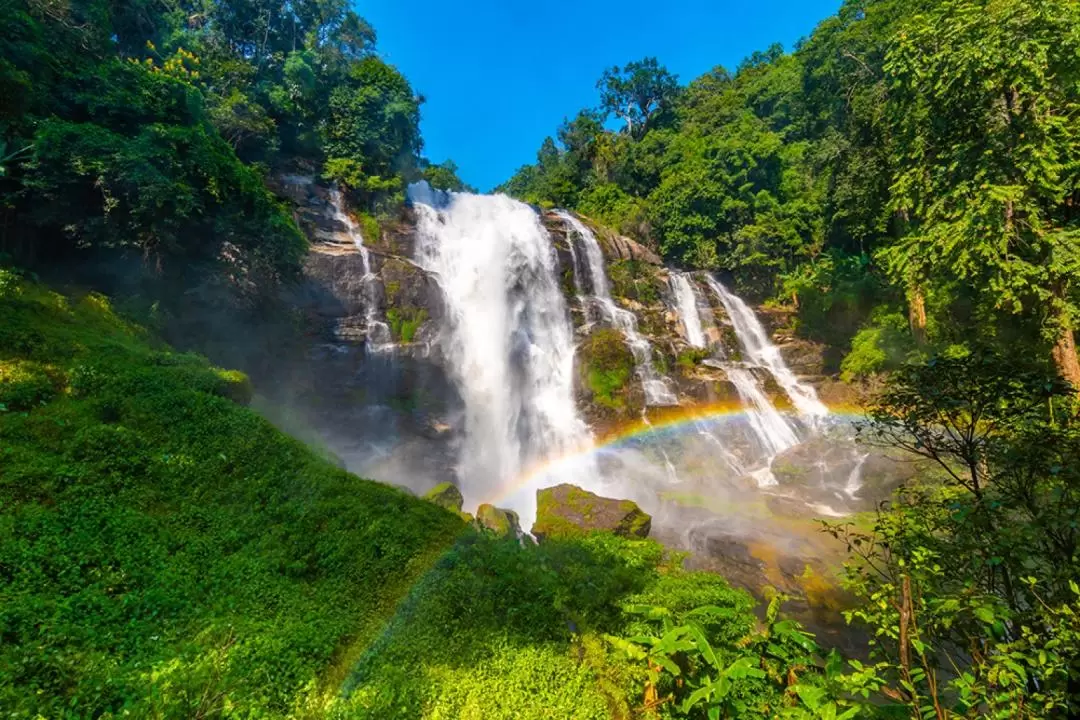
[329,188,393,352]
[704,275,829,420]
[670,273,707,349]
[844,453,868,497]
[666,272,798,456]
[409,184,597,528]
[556,211,678,406]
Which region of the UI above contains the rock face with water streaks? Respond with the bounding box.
[532,484,651,540]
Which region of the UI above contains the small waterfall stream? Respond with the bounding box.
[670,273,707,349]
[329,188,393,352]
[556,211,678,406]
[704,275,828,420]
[670,271,800,460]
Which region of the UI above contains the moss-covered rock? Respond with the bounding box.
[577,327,635,416]
[608,259,662,306]
[532,484,651,540]
[476,504,521,536]
[424,481,464,512]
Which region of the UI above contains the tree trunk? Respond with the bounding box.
[907,283,928,347]
[1051,319,1080,391]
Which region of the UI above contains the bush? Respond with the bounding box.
[840,308,916,381]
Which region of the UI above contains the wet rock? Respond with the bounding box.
[532,484,651,540]
[476,504,521,536]
[423,482,464,513]
[596,226,663,265]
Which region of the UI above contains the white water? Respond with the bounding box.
[844,453,868,497]
[556,211,678,406]
[671,272,707,349]
[704,275,829,420]
[723,366,800,455]
[329,188,393,352]
[409,184,598,529]
[666,272,799,456]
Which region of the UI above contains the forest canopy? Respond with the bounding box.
[0,0,466,307]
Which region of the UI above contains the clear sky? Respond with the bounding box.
[360,0,842,192]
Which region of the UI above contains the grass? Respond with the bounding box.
[0,268,463,718]
[387,306,427,343]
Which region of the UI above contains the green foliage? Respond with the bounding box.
[677,347,711,373]
[608,592,864,719]
[332,529,762,719]
[386,306,427,343]
[881,0,1080,373]
[419,159,473,192]
[0,276,464,717]
[822,353,1080,716]
[608,259,661,305]
[324,56,422,208]
[580,327,635,410]
[839,308,916,381]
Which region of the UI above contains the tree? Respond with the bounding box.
[883,0,1080,387]
[825,353,1080,716]
[596,57,679,139]
[324,56,422,206]
[419,159,472,193]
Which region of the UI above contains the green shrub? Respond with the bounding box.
[0,360,58,411]
[387,306,427,343]
[608,259,661,305]
[677,347,711,373]
[840,308,917,381]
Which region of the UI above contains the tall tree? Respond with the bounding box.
[596,57,679,139]
[883,0,1080,385]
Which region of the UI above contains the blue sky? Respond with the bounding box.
[360,0,842,191]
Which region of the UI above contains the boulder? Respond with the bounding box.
[476,504,521,536]
[423,482,463,512]
[532,484,651,540]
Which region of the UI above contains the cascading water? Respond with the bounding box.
[556,211,678,406]
[409,184,598,529]
[704,275,828,420]
[670,273,707,349]
[669,271,799,459]
[329,188,393,352]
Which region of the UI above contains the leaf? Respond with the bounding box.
[653,653,682,677]
[794,683,827,710]
[687,624,719,669]
[683,684,713,710]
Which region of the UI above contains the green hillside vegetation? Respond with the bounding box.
[0,267,465,716]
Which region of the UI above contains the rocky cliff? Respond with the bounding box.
[269,176,848,470]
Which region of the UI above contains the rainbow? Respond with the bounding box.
[481,402,867,508]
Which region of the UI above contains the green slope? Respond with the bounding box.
[0,269,464,717]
